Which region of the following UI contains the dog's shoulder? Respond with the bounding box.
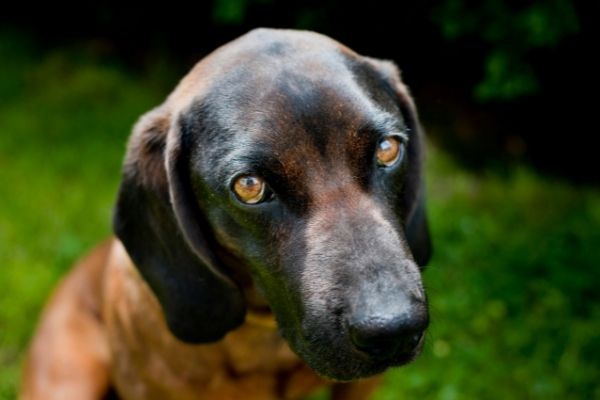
[21,239,113,399]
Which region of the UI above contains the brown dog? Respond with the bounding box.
[21,29,431,399]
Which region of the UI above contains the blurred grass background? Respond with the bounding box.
[1,1,599,398]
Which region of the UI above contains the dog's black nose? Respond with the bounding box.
[348,304,428,358]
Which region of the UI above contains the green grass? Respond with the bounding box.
[0,33,171,399]
[1,32,599,399]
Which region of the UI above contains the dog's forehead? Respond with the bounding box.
[199,33,398,144]
[201,30,372,114]
[182,29,405,206]
[169,29,356,109]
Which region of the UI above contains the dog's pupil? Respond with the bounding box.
[234,175,264,203]
[377,137,400,166]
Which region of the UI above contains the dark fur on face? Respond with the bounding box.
[114,29,431,381]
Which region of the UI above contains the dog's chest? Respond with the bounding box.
[102,242,326,399]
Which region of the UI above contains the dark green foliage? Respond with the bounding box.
[3,1,596,181]
[434,0,580,101]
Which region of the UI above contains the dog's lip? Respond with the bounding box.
[298,321,427,362]
[286,323,427,381]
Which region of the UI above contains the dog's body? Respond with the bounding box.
[23,239,380,399]
[22,29,431,399]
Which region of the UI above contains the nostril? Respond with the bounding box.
[348,313,427,358]
[349,323,395,357]
[348,322,382,353]
[403,332,424,353]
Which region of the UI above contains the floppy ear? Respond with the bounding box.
[366,58,433,267]
[405,188,432,267]
[113,105,246,343]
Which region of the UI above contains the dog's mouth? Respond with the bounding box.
[280,314,427,382]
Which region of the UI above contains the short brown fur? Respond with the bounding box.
[22,28,430,399]
[22,239,381,399]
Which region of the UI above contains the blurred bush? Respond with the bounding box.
[2,0,597,181]
[435,0,579,101]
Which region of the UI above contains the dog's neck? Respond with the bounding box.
[245,311,277,329]
[238,278,278,330]
[215,243,278,328]
[104,238,326,399]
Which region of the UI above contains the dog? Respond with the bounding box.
[21,28,431,400]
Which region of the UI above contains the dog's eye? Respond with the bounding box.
[232,175,269,204]
[376,136,405,168]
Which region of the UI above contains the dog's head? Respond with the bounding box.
[114,28,431,381]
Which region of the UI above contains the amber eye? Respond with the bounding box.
[376,136,404,167]
[232,175,268,204]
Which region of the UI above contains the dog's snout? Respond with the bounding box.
[348,300,428,359]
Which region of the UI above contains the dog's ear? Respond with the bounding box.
[366,58,432,267]
[405,189,432,267]
[113,105,246,343]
